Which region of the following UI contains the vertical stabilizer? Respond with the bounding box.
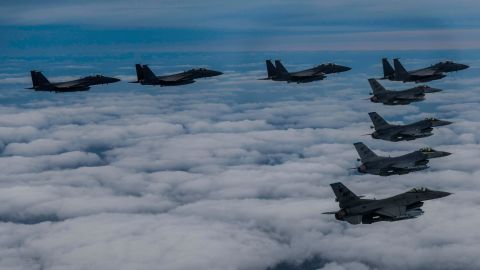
[393,58,409,80]
[274,60,289,77]
[354,142,378,162]
[368,78,387,95]
[368,112,390,129]
[382,58,394,79]
[141,65,160,84]
[266,60,276,78]
[330,182,360,208]
[135,64,144,82]
[30,71,50,88]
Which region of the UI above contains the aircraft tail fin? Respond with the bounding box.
[141,65,160,83]
[135,64,144,82]
[30,71,50,88]
[274,60,289,76]
[382,58,394,79]
[330,182,360,207]
[368,78,386,95]
[266,60,276,78]
[354,142,378,162]
[393,58,408,80]
[368,112,390,129]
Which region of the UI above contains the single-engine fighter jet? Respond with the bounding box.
[131,64,222,86]
[260,60,350,83]
[368,78,442,105]
[367,112,452,142]
[353,142,451,176]
[27,71,120,92]
[323,182,451,224]
[381,58,468,83]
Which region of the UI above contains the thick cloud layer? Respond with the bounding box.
[0,54,479,270]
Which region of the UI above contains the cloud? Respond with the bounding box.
[0,53,478,270]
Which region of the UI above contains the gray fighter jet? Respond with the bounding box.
[354,142,451,176]
[27,71,120,92]
[260,60,350,83]
[367,112,452,142]
[131,64,222,86]
[382,58,468,83]
[323,182,451,224]
[368,78,442,105]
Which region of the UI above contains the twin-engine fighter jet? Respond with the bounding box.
[368,78,442,105]
[28,71,120,92]
[367,112,452,142]
[131,64,222,86]
[323,182,451,224]
[382,58,468,83]
[261,60,350,83]
[354,142,451,176]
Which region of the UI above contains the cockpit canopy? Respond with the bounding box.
[425,117,438,121]
[408,187,431,193]
[419,147,434,152]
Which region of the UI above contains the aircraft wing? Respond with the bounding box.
[390,91,423,102]
[375,205,406,218]
[159,73,194,82]
[385,95,417,104]
[54,82,85,88]
[290,70,323,77]
[387,158,421,171]
[409,68,438,77]
[396,129,425,137]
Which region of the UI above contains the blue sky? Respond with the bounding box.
[2,0,480,55]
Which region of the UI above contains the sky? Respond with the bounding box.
[2,0,480,54]
[1,1,480,270]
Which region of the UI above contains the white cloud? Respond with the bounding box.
[0,56,478,270]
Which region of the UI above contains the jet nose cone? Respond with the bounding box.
[432,120,453,127]
[424,87,443,93]
[214,71,223,76]
[112,77,121,82]
[441,151,452,157]
[436,191,452,198]
[338,65,351,72]
[432,151,451,158]
[459,64,469,70]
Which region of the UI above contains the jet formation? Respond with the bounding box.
[354,142,451,176]
[323,182,451,224]
[368,78,442,105]
[367,112,452,142]
[28,71,120,92]
[27,57,466,225]
[382,58,469,83]
[131,64,222,86]
[260,60,351,83]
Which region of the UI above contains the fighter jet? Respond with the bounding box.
[368,78,442,105]
[354,142,451,176]
[131,64,222,86]
[260,60,350,83]
[323,182,451,224]
[367,112,452,142]
[27,71,120,92]
[382,58,468,83]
